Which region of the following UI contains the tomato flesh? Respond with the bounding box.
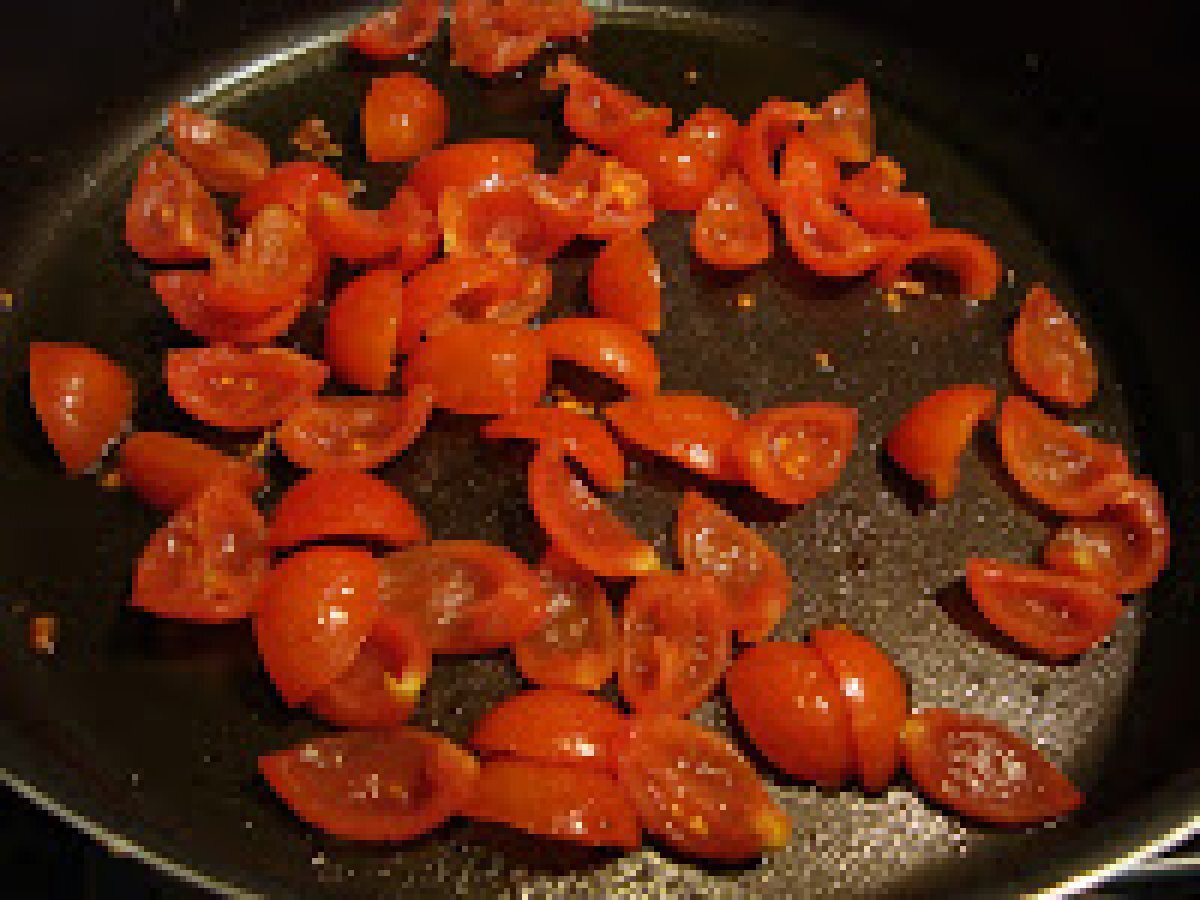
[119,432,264,511]
[539,317,660,397]
[733,402,858,505]
[542,146,654,240]
[1009,284,1098,409]
[840,156,932,240]
[588,230,663,334]
[207,205,320,315]
[348,0,443,59]
[405,139,537,210]
[483,407,625,493]
[884,384,996,501]
[450,0,548,77]
[267,471,426,551]
[807,79,873,164]
[124,149,224,262]
[310,187,438,269]
[324,267,404,392]
[471,688,626,772]
[605,392,741,481]
[779,186,892,278]
[167,104,270,194]
[235,162,347,224]
[692,173,772,270]
[363,73,448,163]
[779,133,839,197]
[544,55,672,152]
[152,270,313,346]
[439,177,577,263]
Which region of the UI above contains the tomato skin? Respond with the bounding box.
[778,186,893,278]
[588,231,663,334]
[363,72,447,164]
[885,385,996,501]
[267,471,427,551]
[1009,284,1098,409]
[617,573,732,717]
[450,0,547,77]
[406,139,537,210]
[119,432,264,511]
[839,156,932,240]
[736,99,816,211]
[616,129,722,213]
[208,204,321,315]
[276,388,435,472]
[779,133,840,198]
[309,187,438,269]
[528,449,661,579]
[807,79,873,164]
[605,392,741,481]
[131,480,269,623]
[151,271,312,346]
[616,715,791,862]
[324,267,404,392]
[544,56,673,152]
[997,395,1130,516]
[733,403,857,506]
[901,709,1083,825]
[679,106,741,172]
[259,728,480,842]
[692,173,772,270]
[403,323,549,416]
[439,178,577,263]
[471,688,626,772]
[466,760,640,850]
[125,149,224,263]
[234,162,347,224]
[809,628,909,793]
[167,104,270,194]
[542,146,654,240]
[725,641,854,788]
[539,317,660,397]
[675,491,790,643]
[875,229,1002,301]
[165,346,328,431]
[348,0,443,59]
[28,342,133,475]
[396,255,502,353]
[483,406,625,492]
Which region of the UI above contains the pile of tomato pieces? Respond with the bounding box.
[22,0,1174,866]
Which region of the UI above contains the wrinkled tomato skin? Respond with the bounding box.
[167,104,270,194]
[324,267,404,392]
[483,407,625,493]
[733,403,858,506]
[605,393,741,481]
[363,72,448,163]
[884,385,996,502]
[539,317,660,397]
[1009,284,1099,409]
[875,229,1002,301]
[588,231,663,334]
[692,174,772,270]
[348,0,443,59]
[471,688,626,773]
[405,139,537,210]
[267,471,427,551]
[125,149,225,262]
[235,162,347,224]
[119,431,264,511]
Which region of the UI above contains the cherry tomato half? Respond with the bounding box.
[733,403,858,506]
[309,187,438,269]
[151,271,313,346]
[405,139,537,210]
[267,471,426,551]
[363,72,448,163]
[874,229,1001,302]
[207,204,320,315]
[234,161,347,224]
[348,0,443,59]
[167,105,270,195]
[119,431,264,511]
[884,384,996,502]
[678,106,741,173]
[605,392,741,481]
[736,99,817,211]
[539,317,660,397]
[616,128,722,213]
[692,173,772,270]
[543,55,673,152]
[125,148,224,263]
[588,231,663,334]
[324,267,404,392]
[1009,284,1098,409]
[806,79,873,164]
[439,177,577,263]
[471,688,626,772]
[483,406,625,492]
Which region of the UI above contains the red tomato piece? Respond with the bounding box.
[514,548,619,691]
[692,173,772,270]
[310,187,437,269]
[208,205,321,315]
[439,177,577,263]
[778,133,840,198]
[588,231,663,334]
[736,99,817,211]
[1042,476,1170,595]
[539,317,660,397]
[267,471,426,551]
[616,715,791,861]
[403,323,549,416]
[450,0,547,77]
[324,267,404,392]
[997,395,1130,516]
[348,0,443,59]
[675,491,790,643]
[884,385,996,501]
[363,72,447,164]
[119,431,264,511]
[165,346,328,431]
[466,760,640,849]
[483,406,625,492]
[875,229,1002,301]
[28,342,133,475]
[1009,284,1098,409]
[539,146,654,240]
[151,271,312,346]
[528,449,661,579]
[617,128,723,213]
[779,185,893,278]
[678,106,741,172]
[617,573,732,717]
[405,139,537,210]
[806,79,873,164]
[901,709,1083,825]
[605,393,741,481]
[471,688,626,772]
[307,613,432,728]
[543,55,673,152]
[397,255,502,352]
[732,402,857,505]
[839,156,931,240]
[167,105,270,194]
[492,0,592,38]
[125,148,224,263]
[259,728,479,842]
[809,627,910,793]
[131,479,268,622]
[276,388,435,472]
[378,540,548,654]
[234,161,346,224]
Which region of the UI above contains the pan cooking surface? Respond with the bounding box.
[0,7,1189,898]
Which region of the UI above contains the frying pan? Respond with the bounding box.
[1,1,1197,896]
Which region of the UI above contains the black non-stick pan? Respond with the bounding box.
[2,2,1198,896]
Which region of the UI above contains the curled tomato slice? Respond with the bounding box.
[540,146,654,240]
[736,99,817,211]
[692,173,772,270]
[406,139,537,210]
[378,540,548,654]
[875,229,1002,301]
[675,491,790,643]
[348,0,443,59]
[324,267,404,392]
[901,708,1083,825]
[363,73,447,165]
[997,395,1130,516]
[267,471,426,551]
[806,79,873,164]
[840,156,931,240]
[119,432,264,511]
[528,449,660,579]
[234,161,347,224]
[884,384,996,502]
[540,316,660,397]
[725,641,854,788]
[616,715,791,862]
[125,148,224,263]
[208,204,320,315]
[1009,284,1098,409]
[470,688,626,772]
[543,56,672,152]
[588,231,663,334]
[167,105,270,195]
[276,388,435,472]
[483,406,625,492]
[131,479,268,623]
[439,177,577,263]
[259,728,479,842]
[310,187,437,269]
[616,128,723,213]
[605,392,741,481]
[733,402,858,506]
[152,271,312,346]
[779,186,892,278]
[165,346,328,431]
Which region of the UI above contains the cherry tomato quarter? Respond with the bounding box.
[119,432,264,511]
[167,105,270,195]
[539,317,660,397]
[678,105,741,172]
[363,72,448,163]
[588,231,663,334]
[267,471,426,551]
[470,688,626,772]
[405,139,537,210]
[779,187,892,279]
[544,56,672,152]
[309,187,438,269]
[605,392,741,481]
[439,178,577,263]
[616,129,722,213]
[736,99,817,211]
[207,204,320,315]
[733,403,858,505]
[884,384,996,502]
[692,173,772,270]
[324,267,404,392]
[450,0,548,77]
[875,229,1001,302]
[152,270,312,346]
[348,0,443,59]
[839,156,931,240]
[807,79,873,164]
[125,148,224,263]
[1009,284,1098,409]
[483,406,625,492]
[543,146,654,240]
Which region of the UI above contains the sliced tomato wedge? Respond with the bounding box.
[678,105,741,172]
[901,708,1083,825]
[732,402,857,506]
[483,406,625,492]
[692,173,772,270]
[806,79,873,164]
[348,0,443,59]
[736,99,817,211]
[396,255,504,353]
[605,392,741,481]
[616,128,723,213]
[309,187,437,269]
[875,229,1002,301]
[450,0,547,77]
[234,161,347,224]
[208,204,321,315]
[125,148,224,263]
[167,105,270,195]
[588,231,663,334]
[617,573,732,717]
[779,185,893,278]
[540,146,654,240]
[616,715,791,861]
[267,471,426,551]
[470,688,626,772]
[403,322,549,416]
[528,449,660,579]
[378,540,548,654]
[439,177,577,263]
[165,346,328,431]
[997,395,1130,516]
[131,479,268,623]
[119,431,264,511]
[675,491,790,642]
[276,388,435,472]
[539,317,660,397]
[1009,284,1098,409]
[514,548,619,691]
[152,271,312,346]
[840,156,931,240]
[809,627,909,793]
[405,139,537,210]
[884,384,996,501]
[259,728,479,842]
[543,55,673,152]
[778,133,839,198]
[28,342,133,475]
[363,72,447,163]
[324,267,404,392]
